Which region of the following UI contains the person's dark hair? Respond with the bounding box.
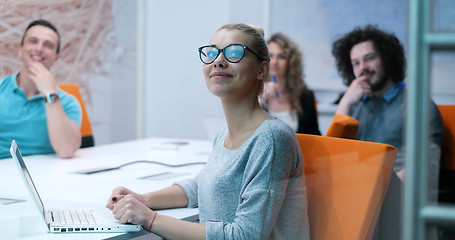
[331,24,406,86]
[21,19,61,54]
[267,33,307,114]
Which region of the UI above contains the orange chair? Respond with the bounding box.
[325,113,359,139]
[58,83,94,148]
[437,105,455,203]
[296,133,397,240]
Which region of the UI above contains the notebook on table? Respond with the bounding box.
[9,140,141,233]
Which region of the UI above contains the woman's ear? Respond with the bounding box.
[257,61,269,81]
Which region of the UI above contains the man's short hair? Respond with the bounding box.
[332,25,406,86]
[20,19,61,54]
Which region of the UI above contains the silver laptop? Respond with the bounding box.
[10,140,141,233]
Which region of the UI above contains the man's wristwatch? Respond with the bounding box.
[44,93,60,103]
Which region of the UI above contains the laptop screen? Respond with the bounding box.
[10,140,47,221]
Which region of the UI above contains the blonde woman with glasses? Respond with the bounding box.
[106,24,309,240]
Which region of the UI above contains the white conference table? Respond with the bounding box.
[0,137,212,240]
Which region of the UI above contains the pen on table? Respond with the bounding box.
[272,75,280,99]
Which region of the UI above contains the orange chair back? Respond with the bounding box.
[438,105,455,170]
[325,113,359,139]
[295,134,396,240]
[58,83,94,148]
[437,105,455,203]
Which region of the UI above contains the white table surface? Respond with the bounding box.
[0,137,211,240]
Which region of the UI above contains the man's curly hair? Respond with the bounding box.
[331,25,406,86]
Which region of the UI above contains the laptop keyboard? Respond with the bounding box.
[53,209,104,225]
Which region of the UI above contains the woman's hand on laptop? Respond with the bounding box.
[106,186,145,210]
[110,195,155,228]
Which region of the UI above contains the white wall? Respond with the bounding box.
[88,0,137,145]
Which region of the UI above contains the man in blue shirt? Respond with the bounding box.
[0,19,82,159]
[331,25,443,240]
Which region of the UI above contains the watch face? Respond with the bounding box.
[45,93,59,103]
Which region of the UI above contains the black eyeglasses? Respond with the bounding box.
[198,44,263,64]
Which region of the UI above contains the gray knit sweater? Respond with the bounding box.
[176,119,310,240]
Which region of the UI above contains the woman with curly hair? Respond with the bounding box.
[261,33,320,135]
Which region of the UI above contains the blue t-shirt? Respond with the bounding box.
[0,73,82,159]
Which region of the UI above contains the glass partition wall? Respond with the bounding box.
[404,1,455,240]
